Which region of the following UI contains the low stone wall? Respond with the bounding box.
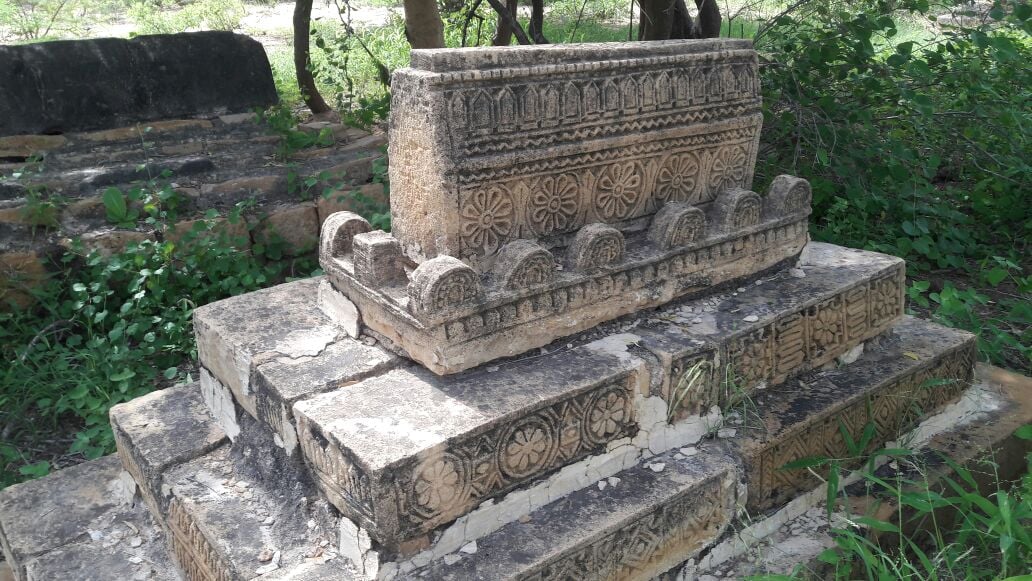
[0,31,392,309]
[0,116,387,308]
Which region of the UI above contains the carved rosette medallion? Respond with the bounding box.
[764,174,813,220]
[584,384,632,445]
[596,161,645,221]
[495,240,556,290]
[656,152,702,203]
[708,145,748,195]
[649,203,707,250]
[410,453,471,519]
[319,211,371,258]
[498,415,559,479]
[567,223,625,272]
[529,173,581,236]
[409,256,483,318]
[731,192,762,229]
[459,185,515,255]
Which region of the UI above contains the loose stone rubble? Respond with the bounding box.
[0,37,1021,581]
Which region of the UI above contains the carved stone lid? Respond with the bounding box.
[409,39,754,72]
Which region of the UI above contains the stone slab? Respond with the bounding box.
[160,445,351,581]
[292,338,647,554]
[634,241,905,419]
[389,39,762,266]
[0,455,174,581]
[110,382,228,515]
[324,208,810,374]
[193,276,399,448]
[0,32,277,136]
[729,315,977,514]
[406,447,738,581]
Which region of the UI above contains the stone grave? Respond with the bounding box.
[1,38,1017,581]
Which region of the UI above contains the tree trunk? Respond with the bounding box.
[293,0,331,115]
[693,0,722,38]
[638,0,698,40]
[403,0,446,49]
[528,0,548,43]
[492,0,518,46]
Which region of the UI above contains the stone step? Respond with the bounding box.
[405,317,976,580]
[111,381,357,580]
[0,455,176,581]
[278,244,903,555]
[403,447,740,581]
[725,315,976,515]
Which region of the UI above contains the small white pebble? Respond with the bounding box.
[89,530,103,541]
[755,280,763,285]
[743,315,759,323]
[680,447,699,456]
[597,480,607,491]
[789,268,806,278]
[717,427,737,439]
[128,556,143,564]
[459,541,477,554]
[607,476,621,487]
[444,554,462,565]
[486,365,499,372]
[648,462,666,472]
[263,516,275,525]
[129,536,143,548]
[307,519,316,529]
[737,287,746,292]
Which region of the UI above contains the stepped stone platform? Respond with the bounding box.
[0,38,1014,581]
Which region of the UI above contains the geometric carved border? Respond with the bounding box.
[747,338,976,512]
[393,378,639,539]
[167,498,233,581]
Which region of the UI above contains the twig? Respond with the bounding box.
[20,320,74,363]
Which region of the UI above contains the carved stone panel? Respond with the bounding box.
[389,39,763,266]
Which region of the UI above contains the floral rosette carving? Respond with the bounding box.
[529,173,580,236]
[408,256,483,319]
[566,223,625,272]
[708,145,748,196]
[596,161,645,221]
[732,194,762,229]
[498,416,558,479]
[656,152,701,203]
[584,385,632,445]
[809,301,844,355]
[410,454,470,519]
[459,185,515,255]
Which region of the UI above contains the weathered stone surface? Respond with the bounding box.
[110,383,228,515]
[292,340,646,554]
[0,250,48,309]
[0,32,277,136]
[194,276,399,448]
[634,242,905,421]
[160,445,349,581]
[0,135,67,158]
[389,39,762,266]
[321,39,812,374]
[409,448,738,581]
[76,119,213,143]
[0,456,172,581]
[729,315,976,514]
[253,203,320,256]
[323,206,809,374]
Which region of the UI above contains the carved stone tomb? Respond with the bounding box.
[321,39,812,374]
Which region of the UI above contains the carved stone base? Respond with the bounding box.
[322,211,811,375]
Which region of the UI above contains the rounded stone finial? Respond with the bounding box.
[648,203,707,250]
[320,211,371,258]
[494,240,556,290]
[764,175,812,219]
[408,256,483,318]
[710,188,762,233]
[566,223,625,272]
